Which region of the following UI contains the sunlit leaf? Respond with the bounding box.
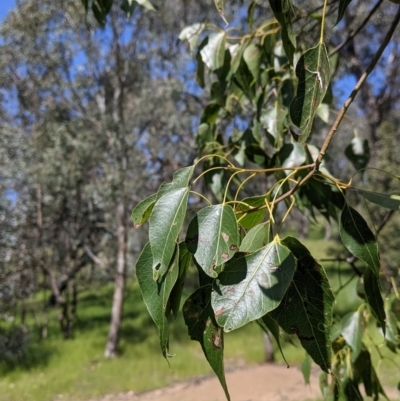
[168,242,192,319]
[270,237,334,372]
[200,32,226,71]
[212,241,296,331]
[290,43,330,143]
[243,44,261,81]
[239,221,273,253]
[363,267,386,335]
[136,243,179,360]
[183,286,230,401]
[131,193,156,228]
[133,0,155,11]
[186,204,239,277]
[316,103,330,123]
[150,188,189,280]
[236,195,267,229]
[345,137,370,171]
[277,143,306,174]
[260,104,288,143]
[340,311,364,360]
[339,204,380,276]
[156,165,194,201]
[179,23,206,55]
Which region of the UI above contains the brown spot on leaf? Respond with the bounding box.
[212,331,222,349]
[215,307,225,316]
[134,223,141,229]
[222,232,229,242]
[229,244,237,251]
[221,252,229,259]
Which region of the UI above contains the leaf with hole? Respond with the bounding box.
[150,188,189,280]
[270,237,334,372]
[131,193,156,228]
[186,204,239,277]
[183,286,230,401]
[136,243,179,361]
[239,221,273,253]
[212,241,296,332]
[290,43,330,143]
[339,204,380,276]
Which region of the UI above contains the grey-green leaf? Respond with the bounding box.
[183,286,230,401]
[186,204,239,278]
[270,237,334,372]
[243,44,261,81]
[364,267,386,335]
[339,204,380,276]
[239,221,273,253]
[150,188,189,280]
[178,23,206,56]
[301,354,312,385]
[212,241,296,332]
[351,188,400,211]
[136,243,179,360]
[156,166,194,201]
[131,193,156,228]
[340,311,364,361]
[290,43,330,143]
[200,32,226,71]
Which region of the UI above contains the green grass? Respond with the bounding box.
[0,238,398,401]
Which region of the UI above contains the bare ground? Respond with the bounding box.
[88,363,323,401]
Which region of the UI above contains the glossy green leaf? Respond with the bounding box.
[364,267,386,335]
[268,0,296,64]
[131,193,156,228]
[136,243,179,360]
[236,195,267,229]
[345,137,370,171]
[351,188,400,211]
[270,237,334,372]
[243,44,261,81]
[186,204,239,278]
[239,221,273,253]
[156,165,194,201]
[257,313,288,366]
[168,242,192,319]
[200,32,226,71]
[212,241,296,331]
[183,286,230,401]
[336,0,353,24]
[179,23,206,56]
[290,43,330,143]
[339,204,380,276]
[150,188,189,280]
[341,311,364,360]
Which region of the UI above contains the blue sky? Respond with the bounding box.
[0,0,16,22]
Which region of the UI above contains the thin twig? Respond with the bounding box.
[329,0,384,57]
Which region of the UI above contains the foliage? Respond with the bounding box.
[131,1,400,400]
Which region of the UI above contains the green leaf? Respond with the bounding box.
[131,193,156,228]
[340,311,364,360]
[301,354,312,385]
[290,43,330,143]
[213,0,228,25]
[150,188,189,280]
[336,0,353,24]
[257,313,288,366]
[339,204,380,276]
[268,0,296,64]
[260,104,288,143]
[243,44,261,81]
[183,286,230,401]
[316,103,330,123]
[156,166,194,200]
[212,241,296,332]
[196,37,208,88]
[200,32,226,71]
[351,188,400,211]
[345,137,370,171]
[186,204,240,278]
[236,195,267,229]
[270,237,334,372]
[168,242,192,319]
[239,221,273,253]
[364,267,386,334]
[179,23,206,56]
[277,143,306,173]
[136,243,179,360]
[133,0,155,11]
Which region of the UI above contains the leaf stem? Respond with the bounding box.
[320,0,329,43]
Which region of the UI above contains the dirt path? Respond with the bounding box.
[90,364,323,401]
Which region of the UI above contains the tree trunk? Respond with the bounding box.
[104,202,127,358]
